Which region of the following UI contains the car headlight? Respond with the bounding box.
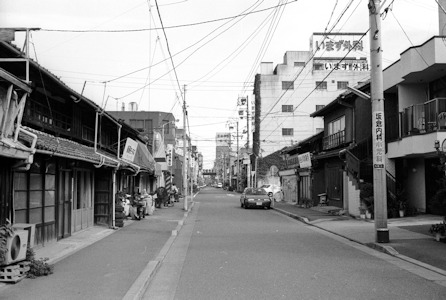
[247,198,255,202]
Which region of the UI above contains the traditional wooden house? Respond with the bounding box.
[0,41,155,246]
[279,132,323,204]
[309,81,376,214]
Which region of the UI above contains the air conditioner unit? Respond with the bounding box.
[1,230,28,266]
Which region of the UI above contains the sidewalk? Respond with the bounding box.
[273,201,446,274]
[0,198,194,299]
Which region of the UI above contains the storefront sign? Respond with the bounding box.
[122,138,138,162]
[312,33,368,59]
[279,169,296,176]
[373,111,385,168]
[298,152,312,168]
[323,62,369,71]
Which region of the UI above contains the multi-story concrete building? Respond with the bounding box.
[215,132,231,184]
[108,109,178,190]
[253,32,371,158]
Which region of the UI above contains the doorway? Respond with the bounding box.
[57,169,72,239]
[72,168,94,232]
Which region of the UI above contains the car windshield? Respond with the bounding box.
[260,185,270,189]
[245,188,267,195]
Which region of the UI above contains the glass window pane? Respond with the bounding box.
[30,191,43,208]
[14,172,27,190]
[45,174,55,190]
[29,208,42,224]
[30,174,43,190]
[45,191,55,206]
[15,210,27,223]
[44,206,55,222]
[14,191,27,209]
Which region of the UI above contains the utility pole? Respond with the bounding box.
[182,85,188,211]
[236,121,240,192]
[245,97,251,188]
[189,144,193,202]
[369,0,388,243]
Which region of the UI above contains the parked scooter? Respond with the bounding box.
[132,193,145,220]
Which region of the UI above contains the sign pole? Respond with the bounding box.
[369,0,389,243]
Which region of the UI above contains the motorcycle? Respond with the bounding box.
[132,194,146,220]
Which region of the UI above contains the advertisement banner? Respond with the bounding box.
[122,138,138,162]
[298,152,312,168]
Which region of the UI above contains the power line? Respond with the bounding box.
[260,0,357,124]
[40,1,300,33]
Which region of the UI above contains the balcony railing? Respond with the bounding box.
[323,130,345,150]
[400,98,446,138]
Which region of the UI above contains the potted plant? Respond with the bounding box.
[429,218,446,241]
[359,205,367,219]
[0,220,15,266]
[360,182,374,219]
[396,186,407,218]
[398,200,406,217]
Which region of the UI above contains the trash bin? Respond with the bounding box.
[318,193,327,206]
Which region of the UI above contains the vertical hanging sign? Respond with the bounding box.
[373,111,385,168]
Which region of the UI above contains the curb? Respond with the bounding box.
[123,201,195,300]
[272,206,446,277]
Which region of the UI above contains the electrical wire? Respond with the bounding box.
[262,30,369,141]
[40,1,300,33]
[260,0,357,125]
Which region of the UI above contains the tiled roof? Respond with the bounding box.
[19,127,119,167]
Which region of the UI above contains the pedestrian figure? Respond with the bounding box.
[155,186,168,208]
[172,183,179,202]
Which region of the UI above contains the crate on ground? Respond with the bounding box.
[0,262,29,283]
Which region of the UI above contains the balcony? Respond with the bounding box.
[322,130,345,150]
[400,98,446,138]
[388,97,446,159]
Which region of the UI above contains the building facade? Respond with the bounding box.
[253,32,370,160]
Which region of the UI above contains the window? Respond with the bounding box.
[313,63,324,70]
[294,62,305,67]
[162,119,170,135]
[130,119,145,132]
[282,128,294,136]
[316,81,327,90]
[337,81,349,90]
[129,119,152,133]
[316,105,325,111]
[282,81,294,90]
[282,105,293,112]
[328,116,345,135]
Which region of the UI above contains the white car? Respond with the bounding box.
[217,183,223,188]
[260,184,282,198]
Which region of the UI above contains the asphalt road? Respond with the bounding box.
[144,187,446,300]
[0,207,183,300]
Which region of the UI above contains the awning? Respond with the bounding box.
[134,141,155,173]
[19,127,119,167]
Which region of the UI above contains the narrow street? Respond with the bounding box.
[144,188,446,300]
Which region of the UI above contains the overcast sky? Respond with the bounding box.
[0,0,440,168]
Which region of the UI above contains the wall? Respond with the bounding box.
[258,53,370,156]
[344,172,360,216]
[398,83,429,110]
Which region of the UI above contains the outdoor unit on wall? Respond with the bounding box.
[1,230,28,266]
